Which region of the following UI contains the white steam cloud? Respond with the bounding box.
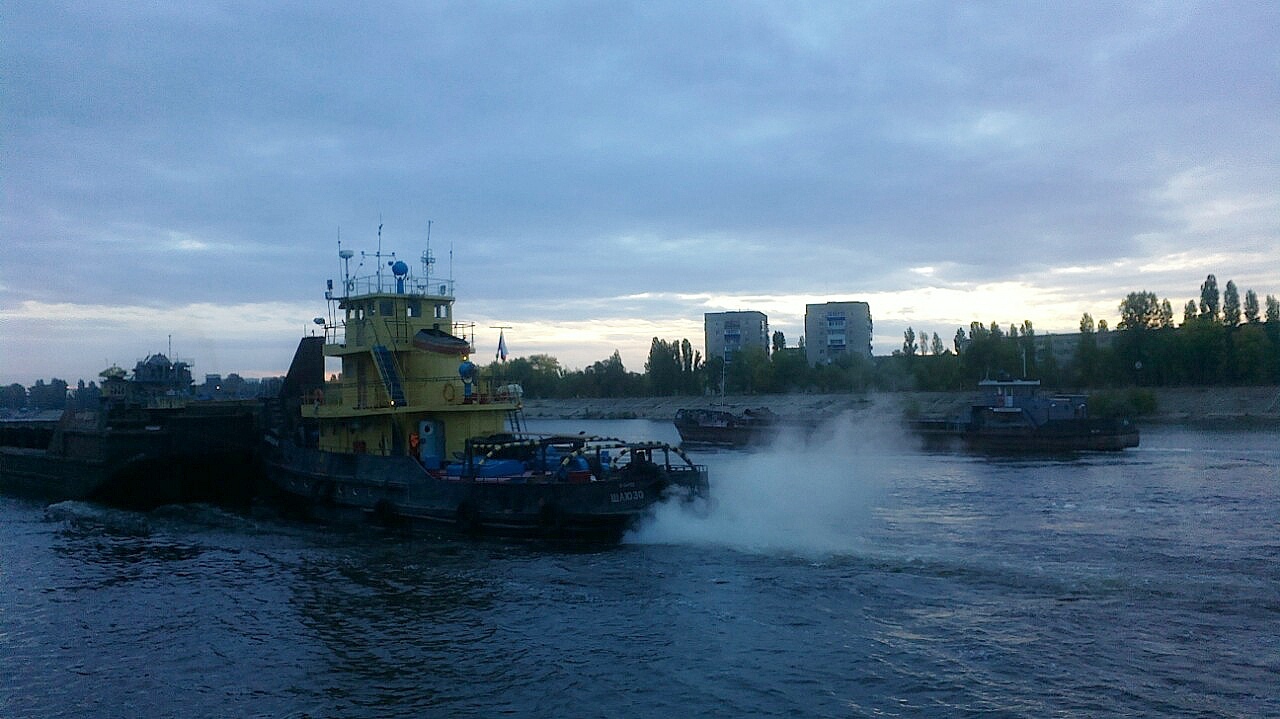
[628,409,916,557]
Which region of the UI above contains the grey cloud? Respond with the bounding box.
[2,2,1276,379]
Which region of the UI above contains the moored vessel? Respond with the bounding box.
[910,378,1140,452]
[673,406,825,447]
[262,237,708,540]
[674,407,783,447]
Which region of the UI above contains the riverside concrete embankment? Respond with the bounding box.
[521,386,1280,428]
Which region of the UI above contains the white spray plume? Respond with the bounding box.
[628,406,915,557]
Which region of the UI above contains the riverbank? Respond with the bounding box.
[521,386,1280,428]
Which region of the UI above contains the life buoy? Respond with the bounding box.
[442,383,457,402]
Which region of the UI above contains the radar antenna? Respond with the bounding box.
[420,220,436,287]
[375,217,384,291]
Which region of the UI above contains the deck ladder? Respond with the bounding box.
[371,345,408,406]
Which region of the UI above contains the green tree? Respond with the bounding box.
[644,337,681,396]
[492,354,564,398]
[703,355,726,395]
[1232,324,1272,384]
[679,339,702,394]
[725,347,772,394]
[771,331,786,353]
[1037,335,1064,387]
[1019,320,1036,377]
[960,321,1020,382]
[1075,313,1099,386]
[1118,291,1161,330]
[1180,316,1223,385]
[930,332,945,356]
[1182,300,1197,326]
[587,351,638,397]
[902,327,918,357]
[1266,297,1280,380]
[72,380,102,410]
[769,346,810,393]
[27,379,69,410]
[1222,280,1241,327]
[2,383,26,411]
[1199,274,1220,320]
[640,337,706,396]
[1115,296,1160,385]
[1244,289,1260,324]
[223,373,248,397]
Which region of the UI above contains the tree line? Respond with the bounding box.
[3,374,264,413]
[7,275,1278,408]
[490,274,1280,397]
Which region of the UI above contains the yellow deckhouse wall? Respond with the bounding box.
[308,290,514,458]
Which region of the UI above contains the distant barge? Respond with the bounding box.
[0,356,261,508]
[673,406,828,448]
[910,379,1139,452]
[673,407,784,447]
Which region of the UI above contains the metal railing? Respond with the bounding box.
[326,317,474,352]
[317,376,519,411]
[337,275,454,299]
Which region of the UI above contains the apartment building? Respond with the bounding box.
[804,301,873,365]
[704,311,769,363]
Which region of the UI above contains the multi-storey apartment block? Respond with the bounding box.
[704,311,769,364]
[804,301,872,365]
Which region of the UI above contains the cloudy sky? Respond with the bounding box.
[3,1,1277,385]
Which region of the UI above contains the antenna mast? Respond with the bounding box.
[375,217,384,291]
[421,220,435,285]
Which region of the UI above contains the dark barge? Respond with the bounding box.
[0,357,262,508]
[910,378,1140,452]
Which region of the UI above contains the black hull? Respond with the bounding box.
[913,419,1140,453]
[0,445,262,509]
[1,405,263,509]
[674,424,775,447]
[674,408,821,448]
[0,448,111,501]
[262,443,691,542]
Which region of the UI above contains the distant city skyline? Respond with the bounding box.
[3,3,1277,384]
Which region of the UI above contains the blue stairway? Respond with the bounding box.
[371,345,407,406]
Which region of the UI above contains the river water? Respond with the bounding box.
[2,419,1276,718]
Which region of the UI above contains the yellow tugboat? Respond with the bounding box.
[263,238,708,540]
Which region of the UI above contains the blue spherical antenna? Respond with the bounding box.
[391,260,409,277]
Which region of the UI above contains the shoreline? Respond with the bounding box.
[521,386,1280,428]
